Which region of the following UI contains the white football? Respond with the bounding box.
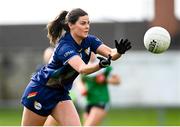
[144,26,171,54]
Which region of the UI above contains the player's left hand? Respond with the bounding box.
[115,39,132,54]
[97,54,112,68]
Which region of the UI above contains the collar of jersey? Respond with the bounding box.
[65,32,84,52]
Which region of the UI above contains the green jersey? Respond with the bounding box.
[81,66,112,105]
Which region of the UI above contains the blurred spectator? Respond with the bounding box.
[35,47,54,72]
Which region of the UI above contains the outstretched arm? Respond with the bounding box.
[68,55,111,75]
[68,55,100,74]
[107,74,120,85]
[96,44,120,61]
[96,39,132,61]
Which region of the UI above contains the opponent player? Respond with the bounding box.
[79,53,120,126]
[21,8,131,126]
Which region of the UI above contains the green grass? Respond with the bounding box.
[0,108,22,126]
[103,107,180,126]
[0,107,180,126]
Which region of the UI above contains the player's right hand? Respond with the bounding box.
[97,54,111,68]
[115,39,132,54]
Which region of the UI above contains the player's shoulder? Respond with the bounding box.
[86,34,97,40]
[57,32,73,46]
[56,38,74,49]
[86,34,102,43]
[87,34,96,38]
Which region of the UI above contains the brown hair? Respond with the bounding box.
[47,8,88,46]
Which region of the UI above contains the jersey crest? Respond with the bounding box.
[85,47,90,55]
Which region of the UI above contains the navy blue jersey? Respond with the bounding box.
[31,32,102,91]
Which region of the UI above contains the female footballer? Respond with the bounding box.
[21,8,131,126]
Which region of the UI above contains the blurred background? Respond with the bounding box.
[0,0,180,125]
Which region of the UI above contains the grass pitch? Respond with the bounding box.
[0,107,179,126]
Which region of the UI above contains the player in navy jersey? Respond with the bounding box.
[21,8,131,126]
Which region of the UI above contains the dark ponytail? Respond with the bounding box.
[47,8,88,46]
[47,10,69,46]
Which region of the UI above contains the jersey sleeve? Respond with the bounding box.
[89,35,103,53]
[57,44,79,65]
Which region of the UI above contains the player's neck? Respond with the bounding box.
[70,32,83,45]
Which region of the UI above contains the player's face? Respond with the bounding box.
[70,15,90,39]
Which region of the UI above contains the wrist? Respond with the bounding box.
[95,63,101,69]
[117,50,125,54]
[99,61,108,68]
[99,62,103,68]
